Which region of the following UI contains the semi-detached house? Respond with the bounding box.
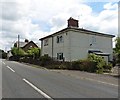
[39,17,115,63]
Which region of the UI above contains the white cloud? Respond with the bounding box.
[0,1,118,51]
[103,2,118,10]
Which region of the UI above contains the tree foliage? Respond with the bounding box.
[11,47,26,56]
[27,47,40,59]
[114,37,120,63]
[0,49,7,59]
[88,54,106,73]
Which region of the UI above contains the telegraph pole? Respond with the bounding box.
[17,34,20,60]
[18,35,20,50]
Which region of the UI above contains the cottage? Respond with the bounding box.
[7,39,39,59]
[39,17,115,63]
[14,39,38,51]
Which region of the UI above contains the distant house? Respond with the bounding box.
[39,17,115,63]
[7,39,39,59]
[14,39,38,51]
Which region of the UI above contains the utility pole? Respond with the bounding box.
[17,34,20,60]
[18,35,20,50]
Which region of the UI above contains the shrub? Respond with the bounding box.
[88,54,106,73]
[70,61,81,70]
[46,64,67,69]
[103,63,112,73]
[39,55,52,66]
[80,59,97,72]
[69,59,97,72]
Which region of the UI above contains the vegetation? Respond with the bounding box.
[19,53,112,74]
[11,47,26,56]
[0,49,7,59]
[27,47,40,59]
[69,59,97,72]
[114,37,120,64]
[39,55,52,66]
[88,54,106,73]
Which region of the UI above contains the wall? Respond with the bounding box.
[69,30,113,61]
[52,31,70,61]
[41,37,53,57]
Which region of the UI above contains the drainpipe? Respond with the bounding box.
[41,40,43,57]
[52,36,53,60]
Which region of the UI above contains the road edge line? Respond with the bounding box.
[23,78,53,100]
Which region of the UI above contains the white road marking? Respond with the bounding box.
[6,66,15,72]
[23,78,53,100]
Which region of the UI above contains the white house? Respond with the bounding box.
[39,17,115,62]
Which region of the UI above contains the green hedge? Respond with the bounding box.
[69,60,97,72]
[19,54,113,74]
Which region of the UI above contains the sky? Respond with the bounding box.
[0,0,119,51]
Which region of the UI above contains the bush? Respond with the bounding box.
[88,54,107,73]
[39,55,52,66]
[69,59,97,72]
[103,63,112,73]
[46,64,67,69]
[70,61,81,70]
[80,59,97,72]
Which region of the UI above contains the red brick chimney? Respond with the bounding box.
[68,17,79,28]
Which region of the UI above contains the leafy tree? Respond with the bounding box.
[27,47,40,59]
[0,49,7,59]
[11,47,26,56]
[114,37,120,64]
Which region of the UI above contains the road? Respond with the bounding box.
[1,59,118,99]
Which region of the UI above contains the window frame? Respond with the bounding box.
[44,39,49,46]
[57,53,63,60]
[56,35,63,43]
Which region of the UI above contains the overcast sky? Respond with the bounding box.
[0,0,119,51]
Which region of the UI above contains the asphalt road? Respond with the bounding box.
[1,59,118,99]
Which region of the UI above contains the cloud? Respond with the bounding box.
[0,1,118,51]
[103,2,118,10]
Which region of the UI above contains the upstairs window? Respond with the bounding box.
[91,36,96,44]
[44,39,48,46]
[56,35,63,43]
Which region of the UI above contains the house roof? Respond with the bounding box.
[15,41,38,48]
[15,41,28,48]
[39,27,115,40]
[21,41,38,48]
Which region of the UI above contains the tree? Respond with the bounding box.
[114,37,120,64]
[27,47,40,59]
[11,47,26,56]
[0,49,7,59]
